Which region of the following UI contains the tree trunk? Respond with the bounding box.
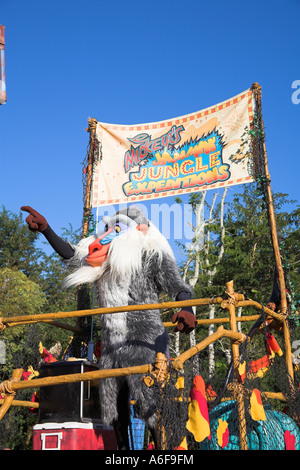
[208,304,215,379]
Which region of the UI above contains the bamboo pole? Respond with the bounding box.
[0,327,246,408]
[0,399,39,409]
[226,282,240,362]
[282,318,294,381]
[235,300,284,322]
[172,325,247,371]
[263,392,286,402]
[0,311,290,420]
[251,83,287,315]
[0,369,23,421]
[0,364,151,395]
[4,314,261,330]
[0,298,284,331]
[163,314,260,328]
[0,319,81,333]
[72,117,99,356]
[0,298,224,329]
[82,117,98,236]
[225,281,248,450]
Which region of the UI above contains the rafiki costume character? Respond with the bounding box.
[21,205,196,449]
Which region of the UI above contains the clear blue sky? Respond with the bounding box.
[0,0,299,258]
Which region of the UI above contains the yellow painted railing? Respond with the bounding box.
[0,280,293,449]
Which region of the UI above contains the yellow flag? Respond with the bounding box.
[249,389,266,421]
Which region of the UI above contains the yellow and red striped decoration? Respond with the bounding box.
[186,375,211,442]
[217,418,229,449]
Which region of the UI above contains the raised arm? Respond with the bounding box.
[21,206,75,260]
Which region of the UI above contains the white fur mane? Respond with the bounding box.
[63,222,174,289]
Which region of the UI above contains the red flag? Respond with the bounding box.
[284,430,296,450]
[247,354,272,379]
[186,375,211,442]
[266,332,283,356]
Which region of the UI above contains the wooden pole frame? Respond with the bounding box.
[82,117,98,237]
[225,281,248,450]
[0,296,284,330]
[0,369,23,421]
[251,83,287,315]
[0,100,294,444]
[0,284,292,433]
[73,117,99,355]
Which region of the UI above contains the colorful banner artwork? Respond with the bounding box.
[0,25,6,105]
[91,88,255,207]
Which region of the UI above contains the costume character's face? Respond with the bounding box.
[85,209,149,268]
[63,205,175,289]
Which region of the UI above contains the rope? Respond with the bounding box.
[143,353,168,387]
[225,289,236,305]
[0,379,17,397]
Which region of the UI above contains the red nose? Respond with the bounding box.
[88,238,102,256]
[85,229,112,267]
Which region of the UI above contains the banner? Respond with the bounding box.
[0,25,6,105]
[91,88,255,207]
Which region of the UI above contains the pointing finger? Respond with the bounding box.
[21,206,39,217]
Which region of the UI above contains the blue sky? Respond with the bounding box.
[0,0,299,259]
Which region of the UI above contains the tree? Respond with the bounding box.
[0,207,80,312]
[0,267,46,373]
[176,188,227,376]
[0,208,90,449]
[177,183,299,392]
[214,185,298,304]
[0,207,80,352]
[0,207,43,279]
[0,267,47,450]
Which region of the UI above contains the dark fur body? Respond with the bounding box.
[62,208,192,449]
[22,205,192,449]
[97,251,192,445]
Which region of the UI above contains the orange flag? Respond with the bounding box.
[206,383,217,398]
[248,355,272,379]
[249,388,266,421]
[186,375,211,442]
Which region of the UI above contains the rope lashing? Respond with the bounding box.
[0,379,17,397]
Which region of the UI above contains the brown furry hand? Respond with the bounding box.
[172,310,197,334]
[21,206,48,233]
